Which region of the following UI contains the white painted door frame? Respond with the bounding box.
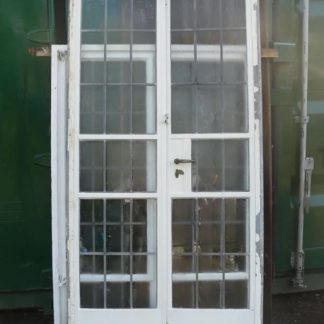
[51,1,263,323]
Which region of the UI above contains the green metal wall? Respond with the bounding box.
[0,0,60,310]
[272,0,324,277]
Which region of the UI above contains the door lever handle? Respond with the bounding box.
[174,158,195,164]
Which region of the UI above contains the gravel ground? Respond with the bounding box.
[272,291,324,324]
[1,292,324,324]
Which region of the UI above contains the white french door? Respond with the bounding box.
[61,0,262,324]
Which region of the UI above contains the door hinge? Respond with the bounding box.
[163,113,169,125]
[58,275,67,287]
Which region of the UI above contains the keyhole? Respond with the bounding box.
[175,169,184,178]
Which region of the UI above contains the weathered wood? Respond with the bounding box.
[261,48,279,58]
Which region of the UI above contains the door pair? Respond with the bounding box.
[51,1,262,324]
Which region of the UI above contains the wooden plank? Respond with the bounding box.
[261,48,279,58]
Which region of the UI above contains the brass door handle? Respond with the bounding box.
[174,158,195,164]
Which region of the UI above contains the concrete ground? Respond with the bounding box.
[1,292,324,324]
[272,291,324,324]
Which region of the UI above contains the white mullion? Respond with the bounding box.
[79,134,158,141]
[80,274,153,283]
[172,272,249,282]
[78,192,158,200]
[170,133,250,140]
[171,44,246,62]
[171,192,251,199]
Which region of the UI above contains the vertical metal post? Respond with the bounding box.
[294,0,310,288]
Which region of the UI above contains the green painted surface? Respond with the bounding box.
[273,0,324,276]
[0,0,59,308]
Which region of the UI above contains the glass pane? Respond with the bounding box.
[107,282,130,308]
[173,282,195,308]
[172,199,194,222]
[80,142,104,191]
[198,255,222,273]
[132,282,151,308]
[192,141,222,191]
[225,199,248,221]
[223,31,247,82]
[224,140,249,191]
[173,255,195,273]
[80,225,104,252]
[172,224,193,253]
[82,0,105,29]
[80,86,105,134]
[79,141,156,192]
[81,61,105,83]
[198,281,221,308]
[223,0,246,28]
[225,255,246,272]
[82,31,104,44]
[198,198,221,222]
[171,0,248,134]
[133,255,148,273]
[80,256,104,274]
[106,85,131,133]
[81,0,156,135]
[171,0,194,29]
[172,199,249,308]
[192,140,249,192]
[133,31,156,44]
[225,223,246,253]
[172,61,193,84]
[223,85,247,132]
[171,86,194,133]
[107,61,130,83]
[106,31,130,43]
[106,225,130,252]
[132,86,156,134]
[196,85,222,133]
[106,199,131,223]
[133,0,156,29]
[197,0,220,28]
[80,200,104,223]
[107,0,131,30]
[199,223,221,253]
[171,31,194,45]
[133,61,146,83]
[225,280,248,308]
[80,283,104,308]
[80,199,156,309]
[107,255,130,274]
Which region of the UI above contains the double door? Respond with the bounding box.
[58,1,262,323]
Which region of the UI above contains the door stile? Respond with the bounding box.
[164,0,173,312]
[246,0,262,319]
[68,0,82,322]
[156,0,169,320]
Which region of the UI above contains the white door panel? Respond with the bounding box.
[170,139,192,194]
